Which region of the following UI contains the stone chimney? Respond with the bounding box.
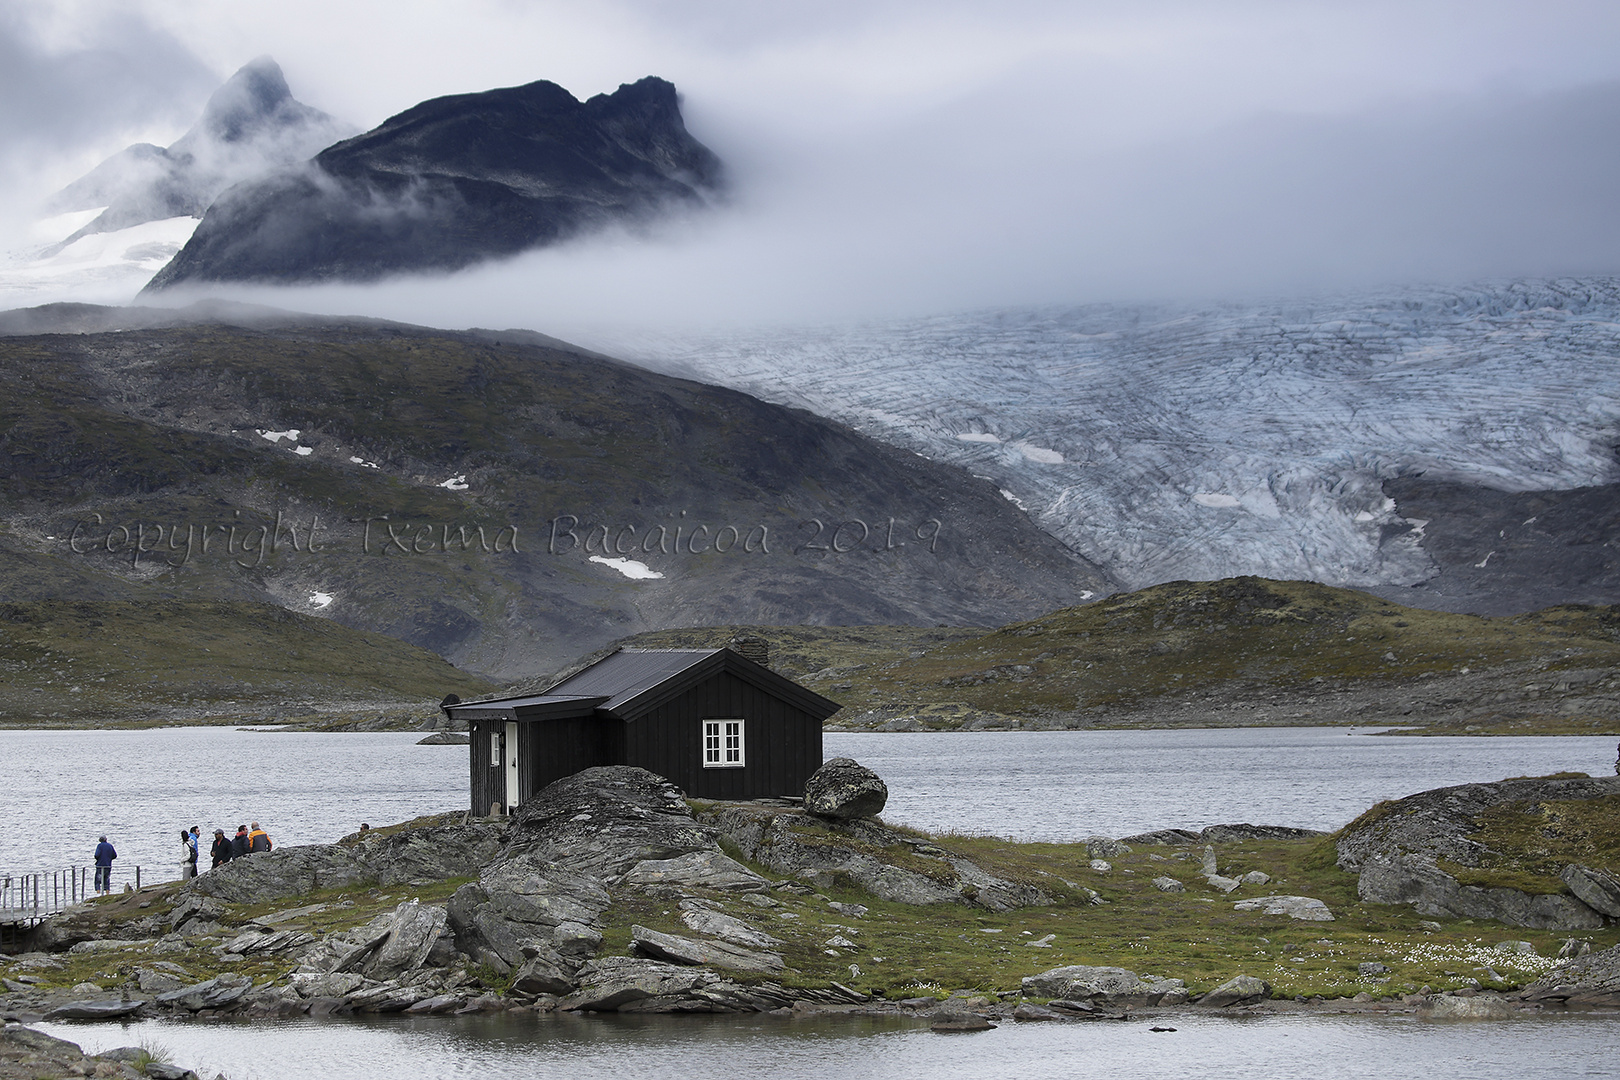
[728,635,769,668]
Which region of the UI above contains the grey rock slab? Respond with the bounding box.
[1418,993,1518,1019]
[561,957,720,1012]
[678,903,784,949]
[630,925,785,974]
[1197,975,1270,1007]
[360,900,447,981]
[1560,864,1620,917]
[1232,895,1335,921]
[552,921,604,960]
[289,972,365,999]
[1358,854,1603,929]
[931,1012,996,1031]
[1022,965,1187,1008]
[1085,837,1133,858]
[804,757,889,820]
[42,997,148,1020]
[1151,876,1185,893]
[155,974,252,1011]
[1522,942,1620,1005]
[510,954,577,996]
[1205,875,1241,894]
[622,851,770,892]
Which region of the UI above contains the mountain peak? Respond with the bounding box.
[195,56,298,143]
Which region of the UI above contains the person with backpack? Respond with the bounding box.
[93,836,116,894]
[247,822,272,854]
[179,829,198,879]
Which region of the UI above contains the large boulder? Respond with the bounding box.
[1560,865,1620,918]
[804,758,888,820]
[1197,975,1270,1007]
[1021,965,1187,1007]
[505,767,719,878]
[629,925,785,974]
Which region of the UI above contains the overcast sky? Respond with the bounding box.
[7,0,1620,327]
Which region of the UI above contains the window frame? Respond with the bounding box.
[701,718,746,768]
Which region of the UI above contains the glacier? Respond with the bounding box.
[579,279,1620,594]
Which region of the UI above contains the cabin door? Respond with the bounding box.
[504,721,520,813]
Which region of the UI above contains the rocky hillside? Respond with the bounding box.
[0,305,1110,697]
[573,578,1620,733]
[143,76,719,289]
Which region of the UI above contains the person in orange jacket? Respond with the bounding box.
[247,822,273,854]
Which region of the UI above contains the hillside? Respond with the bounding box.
[574,578,1620,734]
[0,304,1110,700]
[0,598,494,726]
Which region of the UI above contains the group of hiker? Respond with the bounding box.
[91,823,274,893]
[187,823,272,877]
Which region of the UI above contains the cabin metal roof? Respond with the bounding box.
[445,647,842,723]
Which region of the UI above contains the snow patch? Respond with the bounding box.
[999,489,1028,510]
[589,556,664,580]
[349,457,380,469]
[438,475,469,491]
[1193,493,1243,508]
[293,446,313,456]
[259,429,300,444]
[1012,441,1064,464]
[1353,510,1377,522]
[957,432,1002,444]
[309,592,334,609]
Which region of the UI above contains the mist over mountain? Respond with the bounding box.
[142,76,721,291]
[45,57,352,245]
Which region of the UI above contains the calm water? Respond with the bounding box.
[1,726,1614,877]
[39,1011,1620,1080]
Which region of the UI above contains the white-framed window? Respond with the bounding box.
[490,730,501,768]
[702,719,745,768]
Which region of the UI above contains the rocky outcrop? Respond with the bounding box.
[1336,775,1620,871]
[697,802,1044,911]
[629,925,784,974]
[1,1025,205,1080]
[1021,965,1188,1008]
[1357,855,1603,929]
[1121,824,1326,846]
[1336,775,1620,929]
[185,818,504,905]
[1197,974,1270,1007]
[1522,942,1620,1005]
[560,957,792,1013]
[804,758,889,820]
[1560,865,1620,917]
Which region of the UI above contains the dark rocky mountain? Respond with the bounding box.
[46,57,351,244]
[0,303,1110,681]
[142,76,720,290]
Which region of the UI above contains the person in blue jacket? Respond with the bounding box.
[94,836,116,894]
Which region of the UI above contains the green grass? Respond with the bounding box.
[0,598,494,725]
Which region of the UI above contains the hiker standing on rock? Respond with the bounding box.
[93,836,116,894]
[179,829,198,879]
[230,824,250,858]
[210,828,232,868]
[247,822,272,854]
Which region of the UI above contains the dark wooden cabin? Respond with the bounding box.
[443,647,841,814]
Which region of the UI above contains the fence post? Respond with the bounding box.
[135,865,141,891]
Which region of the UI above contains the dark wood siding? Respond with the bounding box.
[517,716,619,800]
[620,670,823,799]
[468,718,506,815]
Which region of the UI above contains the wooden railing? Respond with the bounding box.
[0,865,151,927]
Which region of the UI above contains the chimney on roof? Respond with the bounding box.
[728,635,769,668]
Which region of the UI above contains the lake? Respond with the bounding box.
[37,1010,1620,1080]
[2,725,1614,879]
